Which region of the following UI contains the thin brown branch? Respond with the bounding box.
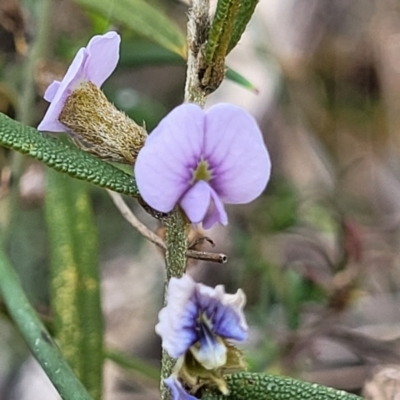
[187,249,227,264]
[107,190,227,264]
[107,190,165,249]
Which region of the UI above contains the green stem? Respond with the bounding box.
[163,210,189,281]
[160,209,189,400]
[162,1,210,397]
[0,244,93,400]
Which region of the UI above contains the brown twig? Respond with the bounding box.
[107,190,227,264]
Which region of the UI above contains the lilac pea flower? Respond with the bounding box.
[38,31,120,132]
[165,376,197,400]
[134,103,271,229]
[156,274,247,370]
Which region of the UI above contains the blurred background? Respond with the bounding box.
[1,0,400,399]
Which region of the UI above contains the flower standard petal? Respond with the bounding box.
[135,104,205,213]
[84,31,121,86]
[204,103,271,204]
[38,32,120,133]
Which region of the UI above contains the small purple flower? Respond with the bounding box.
[156,274,247,370]
[134,103,270,229]
[38,31,120,132]
[165,376,197,400]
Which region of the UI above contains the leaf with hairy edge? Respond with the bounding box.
[74,0,187,58]
[205,0,240,64]
[0,243,93,400]
[199,0,241,93]
[201,372,363,400]
[227,0,259,54]
[46,171,103,399]
[0,112,139,197]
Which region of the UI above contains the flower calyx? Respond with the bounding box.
[59,81,147,164]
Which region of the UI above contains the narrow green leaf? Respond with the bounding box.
[225,67,259,93]
[74,0,187,58]
[0,112,139,197]
[202,0,240,92]
[201,372,363,400]
[227,0,259,54]
[71,180,103,399]
[206,0,240,63]
[202,0,260,93]
[46,170,103,399]
[0,243,93,400]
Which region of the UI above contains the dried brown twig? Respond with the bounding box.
[107,190,227,264]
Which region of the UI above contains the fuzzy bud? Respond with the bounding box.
[59,81,147,164]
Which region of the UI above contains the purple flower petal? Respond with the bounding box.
[180,181,211,224]
[83,31,120,87]
[202,188,227,229]
[38,31,120,132]
[180,182,228,229]
[38,48,86,132]
[196,284,248,342]
[135,102,271,228]
[155,275,199,359]
[164,376,197,400]
[135,104,205,213]
[204,103,271,204]
[44,81,61,102]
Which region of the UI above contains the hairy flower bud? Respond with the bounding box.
[59,81,147,164]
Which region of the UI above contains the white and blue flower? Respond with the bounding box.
[156,274,248,370]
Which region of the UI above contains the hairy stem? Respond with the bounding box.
[160,0,210,400]
[160,209,189,400]
[184,0,210,105]
[161,1,210,398]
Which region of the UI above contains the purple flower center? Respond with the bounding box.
[196,312,214,339]
[191,157,213,184]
